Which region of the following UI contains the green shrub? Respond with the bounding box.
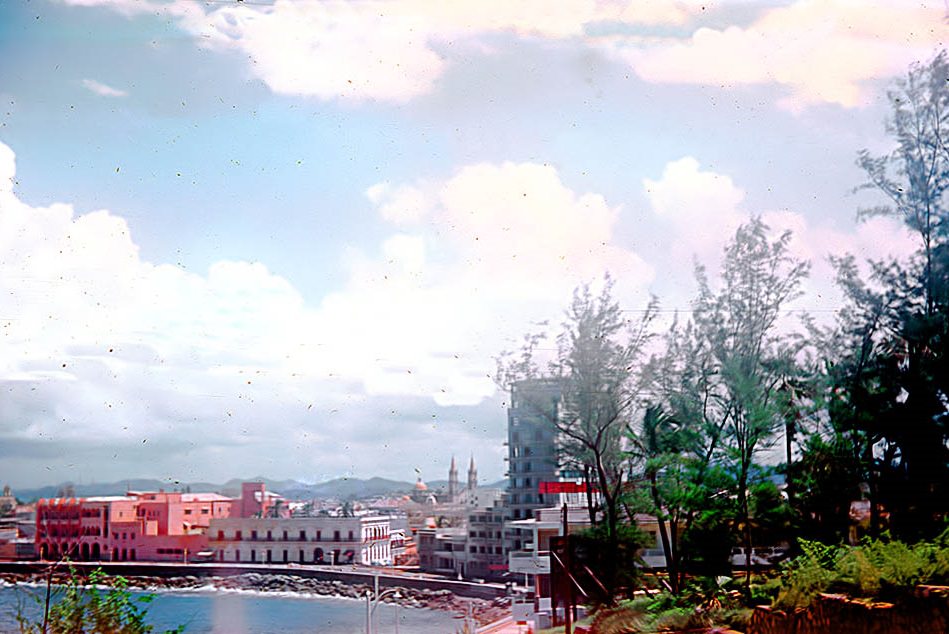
[17,567,183,634]
[717,606,754,630]
[748,578,782,605]
[773,531,949,610]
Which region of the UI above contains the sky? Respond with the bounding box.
[0,0,944,489]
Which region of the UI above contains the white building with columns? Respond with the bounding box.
[209,516,391,565]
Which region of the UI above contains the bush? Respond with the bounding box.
[17,567,183,634]
[748,577,782,605]
[774,531,949,610]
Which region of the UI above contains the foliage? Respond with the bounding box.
[627,218,808,594]
[801,50,949,543]
[17,567,183,634]
[692,218,809,589]
[552,278,658,545]
[589,575,747,633]
[773,530,949,610]
[787,431,865,543]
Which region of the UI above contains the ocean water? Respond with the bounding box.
[0,583,459,633]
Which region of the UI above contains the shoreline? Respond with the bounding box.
[0,571,510,626]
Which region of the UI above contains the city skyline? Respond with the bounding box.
[0,0,944,487]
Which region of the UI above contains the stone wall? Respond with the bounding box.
[748,586,949,634]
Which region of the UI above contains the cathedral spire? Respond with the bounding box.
[448,455,459,500]
[467,454,477,491]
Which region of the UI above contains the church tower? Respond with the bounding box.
[448,455,459,501]
[467,455,477,492]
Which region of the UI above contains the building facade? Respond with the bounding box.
[506,379,563,526]
[208,515,391,565]
[34,482,275,562]
[465,500,506,579]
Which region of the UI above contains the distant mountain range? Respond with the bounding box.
[12,476,507,502]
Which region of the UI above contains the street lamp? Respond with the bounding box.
[365,576,402,634]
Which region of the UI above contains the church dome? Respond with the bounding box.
[414,477,428,491]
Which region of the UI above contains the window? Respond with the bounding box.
[236,530,242,540]
[217,530,224,540]
[266,530,272,541]
[251,530,258,541]
[201,508,209,514]
[282,530,288,540]
[316,530,322,541]
[184,509,192,515]
[334,530,340,541]
[299,530,306,541]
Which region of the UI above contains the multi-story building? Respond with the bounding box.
[506,379,563,525]
[416,526,467,576]
[465,499,506,579]
[505,379,591,557]
[34,482,277,562]
[208,515,391,566]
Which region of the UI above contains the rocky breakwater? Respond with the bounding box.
[1,571,511,627]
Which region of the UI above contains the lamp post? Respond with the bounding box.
[365,575,402,634]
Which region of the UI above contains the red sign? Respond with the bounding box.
[538,481,592,494]
[488,564,509,571]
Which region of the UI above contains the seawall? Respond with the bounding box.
[0,561,506,600]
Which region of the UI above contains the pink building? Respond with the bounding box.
[35,482,276,562]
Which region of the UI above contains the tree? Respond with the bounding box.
[553,279,657,546]
[628,317,728,594]
[691,218,809,589]
[626,406,688,594]
[497,276,657,598]
[856,51,949,315]
[788,430,866,543]
[817,51,949,541]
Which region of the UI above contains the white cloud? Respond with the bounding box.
[605,0,947,110]
[65,0,715,103]
[312,161,655,405]
[0,140,652,487]
[643,155,919,318]
[643,156,746,260]
[366,182,433,224]
[68,0,941,108]
[81,79,128,98]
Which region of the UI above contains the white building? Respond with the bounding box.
[209,516,391,566]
